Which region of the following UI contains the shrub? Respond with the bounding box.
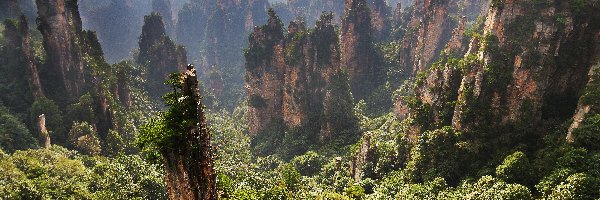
[496,151,532,184]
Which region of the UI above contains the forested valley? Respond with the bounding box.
[1,0,600,199]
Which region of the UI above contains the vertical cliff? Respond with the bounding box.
[3,16,45,101]
[246,10,358,152]
[158,66,217,200]
[397,0,600,151]
[245,9,286,135]
[396,0,488,76]
[137,13,187,101]
[340,0,383,100]
[367,0,392,41]
[452,0,600,134]
[36,0,87,101]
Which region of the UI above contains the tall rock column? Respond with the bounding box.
[244,9,286,135]
[341,0,383,100]
[36,0,86,100]
[163,66,217,200]
[4,15,45,99]
[138,13,187,101]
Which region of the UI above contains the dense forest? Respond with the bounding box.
[1,0,600,199]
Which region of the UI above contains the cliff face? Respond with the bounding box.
[399,0,600,142]
[452,0,600,133]
[137,13,187,100]
[78,0,151,63]
[162,66,217,200]
[246,11,357,141]
[36,0,87,100]
[367,0,392,41]
[245,9,286,135]
[397,0,488,76]
[340,0,383,100]
[3,16,45,100]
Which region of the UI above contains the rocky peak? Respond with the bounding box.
[367,0,392,41]
[3,16,45,100]
[36,0,87,100]
[246,11,357,142]
[137,13,187,100]
[341,0,383,100]
[397,0,488,76]
[162,66,217,200]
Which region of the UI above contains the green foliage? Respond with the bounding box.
[137,73,198,162]
[547,173,597,200]
[67,122,102,156]
[572,114,600,151]
[344,184,365,199]
[0,146,166,199]
[66,93,96,126]
[30,97,65,145]
[85,155,167,199]
[244,8,284,73]
[405,127,468,184]
[442,175,532,199]
[581,66,600,106]
[279,163,301,192]
[323,70,360,142]
[291,151,326,176]
[0,105,38,153]
[496,151,532,184]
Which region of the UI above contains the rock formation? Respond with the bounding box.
[340,0,384,100]
[36,0,87,101]
[137,13,187,101]
[3,16,45,100]
[162,65,217,200]
[245,9,286,135]
[245,10,357,141]
[38,114,51,148]
[367,0,392,41]
[396,0,600,142]
[396,0,488,76]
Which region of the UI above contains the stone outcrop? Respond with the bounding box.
[245,10,357,140]
[36,0,87,100]
[397,0,600,142]
[397,0,488,76]
[137,13,187,100]
[38,114,51,148]
[567,64,600,143]
[340,0,383,100]
[162,66,217,200]
[245,9,286,135]
[367,0,392,41]
[3,16,45,100]
[452,0,600,133]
